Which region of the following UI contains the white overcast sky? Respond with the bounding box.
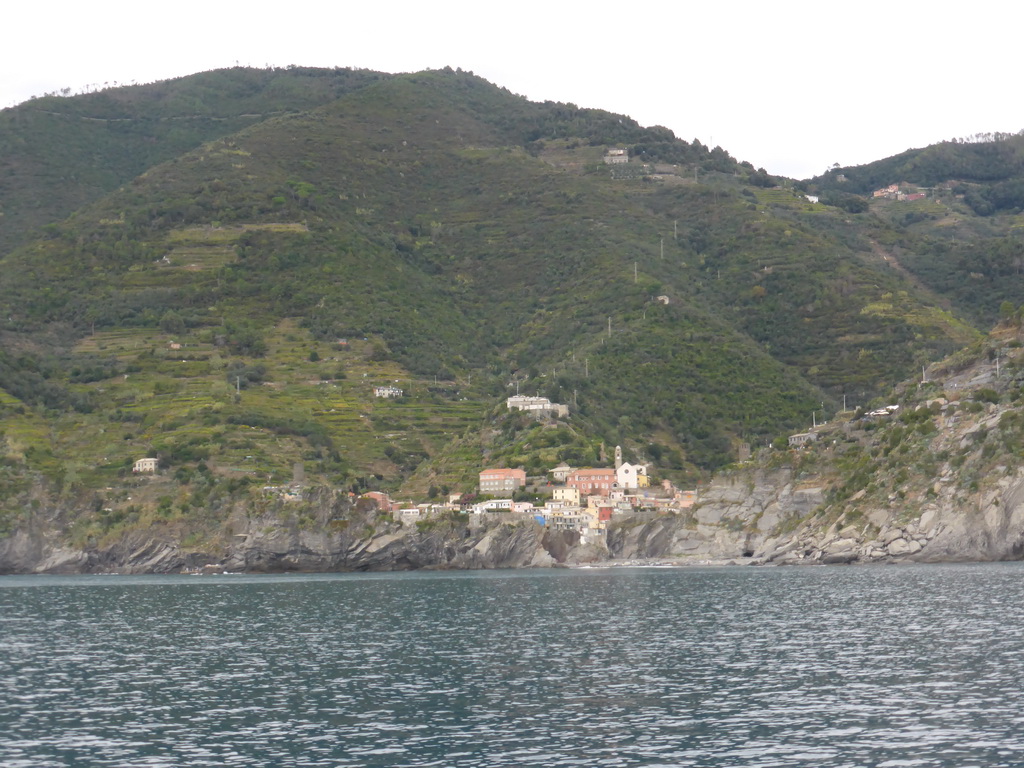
[2,0,1019,179]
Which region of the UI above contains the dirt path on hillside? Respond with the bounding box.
[867,238,954,311]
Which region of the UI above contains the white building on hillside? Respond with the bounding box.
[616,462,648,489]
[133,458,158,473]
[506,395,569,418]
[604,148,629,164]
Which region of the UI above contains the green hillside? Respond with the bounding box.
[810,133,1024,196]
[0,67,999,516]
[804,133,1024,328]
[0,67,391,256]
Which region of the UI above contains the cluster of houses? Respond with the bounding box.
[872,183,926,202]
[363,445,696,541]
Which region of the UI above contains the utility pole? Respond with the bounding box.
[674,219,678,241]
[660,237,664,260]
[634,262,638,282]
[585,358,589,378]
[608,317,612,337]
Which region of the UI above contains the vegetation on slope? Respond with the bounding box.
[0,67,1007,523]
[0,66,392,255]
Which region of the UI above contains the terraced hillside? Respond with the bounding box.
[0,67,1004,518]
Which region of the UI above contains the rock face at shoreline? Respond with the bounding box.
[606,468,825,564]
[9,380,1024,574]
[606,466,1024,568]
[781,468,1024,566]
[4,465,1023,573]
[0,495,588,574]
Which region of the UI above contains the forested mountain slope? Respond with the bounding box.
[0,67,391,255]
[804,133,1024,329]
[0,68,1008,550]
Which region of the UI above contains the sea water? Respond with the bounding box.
[2,564,1023,767]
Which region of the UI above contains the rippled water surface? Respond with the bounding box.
[3,564,1024,766]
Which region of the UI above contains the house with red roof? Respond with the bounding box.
[566,468,617,496]
[478,468,526,496]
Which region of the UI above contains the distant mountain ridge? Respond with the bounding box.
[802,131,1024,330]
[0,67,392,255]
[807,132,1024,213]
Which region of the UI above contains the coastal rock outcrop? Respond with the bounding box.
[607,469,825,564]
[8,366,1024,574]
[0,493,587,574]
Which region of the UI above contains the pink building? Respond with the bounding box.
[566,468,617,496]
[479,468,526,496]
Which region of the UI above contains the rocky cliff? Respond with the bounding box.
[607,342,1024,566]
[5,338,1024,573]
[606,468,826,563]
[605,462,1024,567]
[3,461,1024,574]
[0,489,592,574]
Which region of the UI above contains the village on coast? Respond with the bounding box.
[354,394,697,541]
